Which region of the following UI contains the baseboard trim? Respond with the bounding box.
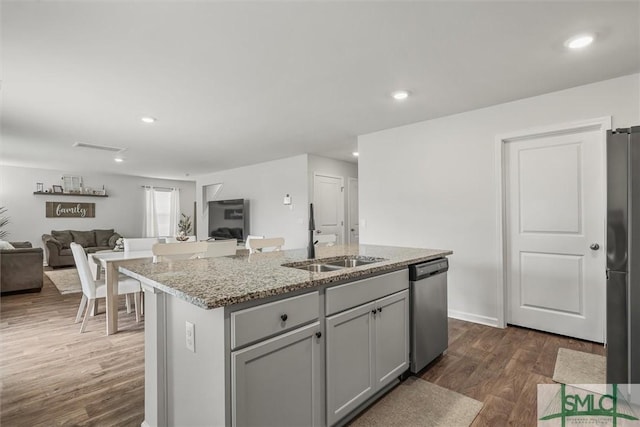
[448,310,500,328]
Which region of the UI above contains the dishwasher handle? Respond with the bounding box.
[410,258,448,281]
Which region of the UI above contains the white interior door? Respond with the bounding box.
[313,173,344,245]
[505,127,605,342]
[348,177,359,244]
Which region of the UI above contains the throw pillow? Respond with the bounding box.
[51,230,73,249]
[94,229,115,247]
[108,233,122,248]
[70,230,97,248]
[0,240,15,250]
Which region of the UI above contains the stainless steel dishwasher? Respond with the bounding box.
[409,258,449,374]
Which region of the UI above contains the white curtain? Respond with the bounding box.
[143,187,180,237]
[169,188,180,237]
[143,187,158,237]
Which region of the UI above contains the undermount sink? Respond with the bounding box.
[295,263,345,273]
[324,257,383,268]
[282,256,387,272]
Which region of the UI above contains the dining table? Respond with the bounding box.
[90,250,153,335]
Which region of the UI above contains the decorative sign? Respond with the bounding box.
[46,202,95,218]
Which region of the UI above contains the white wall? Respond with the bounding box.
[195,155,309,249]
[0,165,196,251]
[358,73,640,326]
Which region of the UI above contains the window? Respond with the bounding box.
[143,187,180,238]
[154,190,172,236]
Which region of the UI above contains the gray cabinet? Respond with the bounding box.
[231,322,323,427]
[374,291,410,387]
[326,302,375,426]
[326,289,409,426]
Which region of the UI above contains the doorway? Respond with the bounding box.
[497,117,609,342]
[348,177,359,244]
[313,173,344,244]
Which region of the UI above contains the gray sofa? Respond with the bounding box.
[42,229,121,268]
[0,242,43,294]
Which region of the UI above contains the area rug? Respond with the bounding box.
[350,377,483,427]
[553,348,606,385]
[45,268,82,295]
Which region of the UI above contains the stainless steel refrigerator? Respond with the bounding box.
[607,125,640,384]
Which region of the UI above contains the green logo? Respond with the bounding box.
[539,384,639,426]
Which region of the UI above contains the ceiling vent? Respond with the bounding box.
[72,142,125,152]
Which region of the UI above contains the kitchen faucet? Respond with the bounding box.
[308,203,315,259]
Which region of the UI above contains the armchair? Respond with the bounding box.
[0,242,43,294]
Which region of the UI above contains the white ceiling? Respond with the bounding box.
[2,1,639,180]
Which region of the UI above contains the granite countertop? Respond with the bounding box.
[119,244,452,310]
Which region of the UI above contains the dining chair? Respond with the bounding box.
[151,241,209,262]
[315,233,337,247]
[122,237,160,314]
[124,237,160,252]
[248,237,285,254]
[71,243,142,333]
[202,239,238,258]
[244,235,264,250]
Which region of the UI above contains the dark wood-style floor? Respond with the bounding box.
[424,319,605,426]
[0,275,605,426]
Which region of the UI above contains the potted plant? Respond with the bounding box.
[176,213,192,241]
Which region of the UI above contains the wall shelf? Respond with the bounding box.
[33,192,108,198]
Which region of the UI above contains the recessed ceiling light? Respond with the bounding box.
[141,116,156,124]
[564,34,595,49]
[114,157,124,163]
[391,90,410,101]
[352,152,359,157]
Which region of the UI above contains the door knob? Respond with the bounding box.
[590,243,600,251]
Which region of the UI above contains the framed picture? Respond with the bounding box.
[52,185,64,193]
[62,175,82,193]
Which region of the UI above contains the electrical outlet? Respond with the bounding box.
[185,321,195,352]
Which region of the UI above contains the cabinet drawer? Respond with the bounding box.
[326,269,408,316]
[231,291,319,349]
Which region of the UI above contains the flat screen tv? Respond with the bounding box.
[208,199,250,243]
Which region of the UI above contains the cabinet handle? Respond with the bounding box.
[371,309,377,316]
[316,331,322,339]
[280,314,288,322]
[377,307,382,313]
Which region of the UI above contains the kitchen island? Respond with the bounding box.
[120,244,452,427]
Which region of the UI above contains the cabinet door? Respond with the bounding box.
[374,290,409,388]
[326,302,375,427]
[232,322,322,427]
